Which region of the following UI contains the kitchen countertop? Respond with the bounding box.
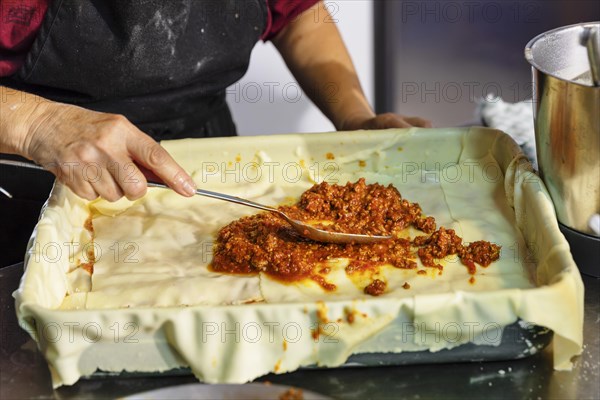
[1,262,598,400]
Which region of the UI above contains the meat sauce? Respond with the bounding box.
[211,179,501,296]
[80,215,96,275]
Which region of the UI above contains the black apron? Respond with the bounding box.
[1,0,267,139]
[0,0,267,266]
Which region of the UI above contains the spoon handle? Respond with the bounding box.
[583,26,600,86]
[0,159,279,214]
[147,181,278,214]
[0,159,46,171]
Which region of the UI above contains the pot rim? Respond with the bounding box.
[524,21,600,88]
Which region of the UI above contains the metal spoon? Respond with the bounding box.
[581,26,600,86]
[146,181,392,244]
[0,159,392,244]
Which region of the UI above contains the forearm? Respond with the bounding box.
[272,2,374,130]
[0,86,47,156]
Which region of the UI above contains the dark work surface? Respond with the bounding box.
[1,263,598,400]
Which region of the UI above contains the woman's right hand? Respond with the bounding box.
[1,91,196,202]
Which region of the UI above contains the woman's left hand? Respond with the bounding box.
[340,113,433,131]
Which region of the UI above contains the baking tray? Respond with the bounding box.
[13,127,583,387]
[87,319,552,380]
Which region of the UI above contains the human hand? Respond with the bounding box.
[16,101,196,201]
[340,113,433,131]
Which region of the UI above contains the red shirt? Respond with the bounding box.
[0,0,318,77]
[0,0,49,76]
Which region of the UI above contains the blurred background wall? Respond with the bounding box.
[230,0,599,133]
[229,1,374,135]
[379,0,600,126]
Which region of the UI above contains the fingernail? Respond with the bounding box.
[182,179,197,196]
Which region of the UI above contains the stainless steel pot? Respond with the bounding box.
[525,22,600,236]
